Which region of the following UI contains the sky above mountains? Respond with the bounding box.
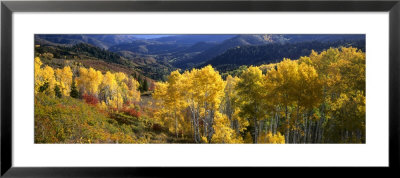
[132,35,174,39]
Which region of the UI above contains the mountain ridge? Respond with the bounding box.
[35,34,366,80]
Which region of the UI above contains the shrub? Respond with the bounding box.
[121,107,141,118]
[151,123,163,132]
[82,93,99,105]
[35,93,141,143]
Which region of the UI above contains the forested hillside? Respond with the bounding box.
[35,43,173,81]
[203,39,365,72]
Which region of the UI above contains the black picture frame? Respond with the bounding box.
[1,0,399,177]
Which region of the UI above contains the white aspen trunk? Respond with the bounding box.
[285,105,290,143]
[314,120,318,143]
[264,130,268,143]
[259,120,263,138]
[294,105,300,144]
[203,118,207,138]
[307,120,312,143]
[316,119,322,143]
[207,109,214,142]
[319,116,325,143]
[174,111,178,138]
[254,117,258,143]
[316,117,321,143]
[190,104,199,143]
[304,115,308,144]
[320,125,325,143]
[275,113,279,135]
[270,116,274,135]
[192,112,197,142]
[190,114,193,139]
[293,119,298,144]
[297,129,300,143]
[196,113,201,142]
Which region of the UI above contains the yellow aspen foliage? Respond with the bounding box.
[153,71,187,138]
[258,132,285,144]
[271,58,300,104]
[34,57,43,94]
[114,72,127,84]
[196,65,226,109]
[236,66,266,119]
[107,92,123,109]
[41,65,56,96]
[75,67,103,96]
[153,82,168,103]
[244,132,253,143]
[222,75,238,117]
[126,78,141,103]
[100,71,118,102]
[64,68,141,108]
[297,62,323,109]
[236,66,266,143]
[222,75,249,133]
[264,59,303,142]
[119,82,129,101]
[55,66,73,96]
[98,101,108,111]
[153,66,228,142]
[114,72,129,103]
[211,112,244,143]
[187,65,226,141]
[153,82,169,123]
[233,109,249,133]
[201,136,208,143]
[303,47,365,143]
[259,63,278,73]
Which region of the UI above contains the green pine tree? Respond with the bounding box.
[70,80,79,98]
[54,85,62,98]
[39,82,49,93]
[142,79,148,92]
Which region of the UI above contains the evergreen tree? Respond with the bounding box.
[39,82,49,93]
[70,80,79,98]
[54,85,62,98]
[142,79,149,92]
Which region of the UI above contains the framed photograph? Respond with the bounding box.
[1,0,399,176]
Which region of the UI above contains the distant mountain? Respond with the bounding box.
[86,35,139,48]
[108,40,190,55]
[202,39,366,72]
[153,35,236,45]
[106,35,234,57]
[173,35,279,68]
[173,34,365,69]
[35,34,138,49]
[176,41,217,54]
[283,34,365,43]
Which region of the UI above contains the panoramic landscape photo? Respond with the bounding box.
[34,34,366,144]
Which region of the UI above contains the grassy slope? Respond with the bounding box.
[34,93,174,143]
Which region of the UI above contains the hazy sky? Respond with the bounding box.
[132,35,174,39]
